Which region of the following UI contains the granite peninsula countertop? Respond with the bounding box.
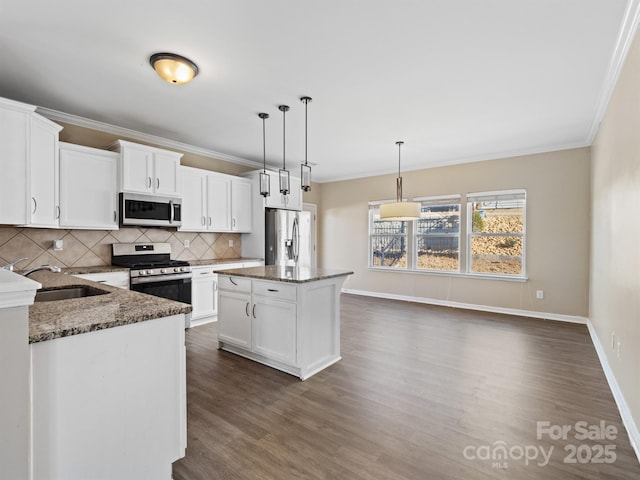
[217,265,353,283]
[28,271,191,344]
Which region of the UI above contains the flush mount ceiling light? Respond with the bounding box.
[149,52,199,84]
[278,104,291,195]
[379,141,421,221]
[258,112,270,197]
[300,96,312,192]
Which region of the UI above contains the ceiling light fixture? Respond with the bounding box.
[149,52,199,85]
[258,112,270,197]
[379,141,421,220]
[278,104,290,195]
[300,96,312,192]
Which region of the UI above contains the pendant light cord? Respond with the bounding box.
[304,99,308,166]
[396,141,404,202]
[263,117,267,172]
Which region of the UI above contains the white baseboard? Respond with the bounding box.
[341,288,588,324]
[586,320,640,462]
[340,288,638,463]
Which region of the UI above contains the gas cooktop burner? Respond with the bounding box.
[111,243,192,279]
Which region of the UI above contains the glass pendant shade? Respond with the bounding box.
[149,53,198,84]
[279,168,290,195]
[301,163,311,192]
[260,171,270,197]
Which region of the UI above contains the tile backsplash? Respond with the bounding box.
[0,227,242,270]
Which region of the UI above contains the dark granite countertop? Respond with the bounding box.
[28,271,191,344]
[217,265,353,284]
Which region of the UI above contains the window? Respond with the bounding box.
[368,189,526,279]
[414,195,460,272]
[467,190,526,276]
[369,203,409,269]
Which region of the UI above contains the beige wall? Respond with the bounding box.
[319,147,591,317]
[591,30,640,436]
[58,122,252,176]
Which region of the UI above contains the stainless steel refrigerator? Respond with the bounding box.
[265,208,312,267]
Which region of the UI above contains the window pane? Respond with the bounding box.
[415,204,460,271]
[471,199,524,234]
[416,236,459,271]
[370,210,408,269]
[470,236,522,274]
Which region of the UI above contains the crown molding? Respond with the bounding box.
[587,0,640,143]
[36,107,263,170]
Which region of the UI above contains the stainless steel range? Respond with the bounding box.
[111,243,192,308]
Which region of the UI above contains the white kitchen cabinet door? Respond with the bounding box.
[287,175,302,211]
[28,114,62,227]
[252,297,297,366]
[154,151,181,197]
[59,143,119,229]
[120,143,153,194]
[112,140,182,197]
[218,291,252,349]
[0,100,29,225]
[261,170,301,211]
[179,168,206,231]
[231,178,252,232]
[207,174,231,231]
[191,267,217,322]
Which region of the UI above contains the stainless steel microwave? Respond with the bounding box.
[119,192,182,228]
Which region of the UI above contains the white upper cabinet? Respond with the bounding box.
[59,143,119,229]
[0,97,63,227]
[179,167,252,233]
[28,114,63,227]
[110,140,182,197]
[231,177,252,232]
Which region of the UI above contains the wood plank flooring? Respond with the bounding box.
[172,294,640,479]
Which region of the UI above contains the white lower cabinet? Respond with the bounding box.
[218,281,252,348]
[252,292,296,366]
[190,266,218,326]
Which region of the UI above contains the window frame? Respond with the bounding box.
[465,189,527,278]
[413,194,461,273]
[368,201,411,270]
[368,189,527,281]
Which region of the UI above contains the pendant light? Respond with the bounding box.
[300,96,312,192]
[278,104,290,195]
[379,141,421,220]
[258,113,270,197]
[149,53,199,84]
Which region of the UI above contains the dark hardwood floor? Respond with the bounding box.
[172,294,640,479]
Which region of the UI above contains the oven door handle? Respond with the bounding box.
[131,273,192,284]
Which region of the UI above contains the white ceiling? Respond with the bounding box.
[0,0,635,182]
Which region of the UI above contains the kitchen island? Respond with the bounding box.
[217,265,353,380]
[27,271,191,480]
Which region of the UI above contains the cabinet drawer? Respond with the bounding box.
[218,275,251,293]
[192,266,216,278]
[253,280,297,302]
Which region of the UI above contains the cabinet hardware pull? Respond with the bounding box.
[229,278,238,286]
[202,216,206,226]
[147,176,152,188]
[156,178,160,189]
[213,281,218,292]
[56,206,61,219]
[232,218,236,228]
[113,211,117,222]
[208,216,212,226]
[267,288,279,292]
[245,302,250,317]
[200,272,209,275]
[31,197,37,214]
[252,304,256,318]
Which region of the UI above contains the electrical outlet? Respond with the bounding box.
[611,332,616,349]
[183,240,190,248]
[536,290,544,299]
[228,239,234,247]
[617,340,622,360]
[53,239,64,251]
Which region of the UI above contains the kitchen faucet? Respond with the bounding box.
[1,257,28,272]
[23,265,62,276]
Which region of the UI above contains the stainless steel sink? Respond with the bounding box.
[34,286,110,302]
